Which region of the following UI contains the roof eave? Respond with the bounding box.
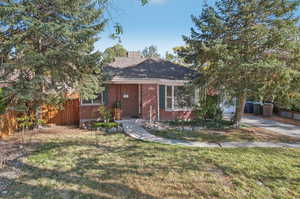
[104,77,191,85]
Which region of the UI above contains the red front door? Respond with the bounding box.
[120,85,139,118]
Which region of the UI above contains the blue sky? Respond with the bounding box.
[95,0,300,57]
[95,0,210,56]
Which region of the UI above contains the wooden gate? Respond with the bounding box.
[43,99,80,125]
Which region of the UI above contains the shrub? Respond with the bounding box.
[275,93,300,112]
[196,95,223,121]
[167,119,232,129]
[92,122,119,129]
[98,105,112,122]
[17,115,34,130]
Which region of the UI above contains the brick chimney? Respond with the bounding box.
[127,51,141,58]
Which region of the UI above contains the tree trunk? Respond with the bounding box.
[35,105,43,129]
[233,93,246,128]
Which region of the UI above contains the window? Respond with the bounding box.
[81,93,103,105]
[165,86,195,110]
[166,86,173,109]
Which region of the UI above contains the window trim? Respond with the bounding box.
[166,86,173,110]
[80,92,104,106]
[164,85,194,112]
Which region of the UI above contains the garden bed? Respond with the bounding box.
[81,120,123,133]
[144,119,234,132]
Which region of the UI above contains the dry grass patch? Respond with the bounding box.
[150,127,300,143]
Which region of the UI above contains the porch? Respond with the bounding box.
[106,84,158,120]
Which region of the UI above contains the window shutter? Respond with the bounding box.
[103,86,109,105]
[159,85,165,109]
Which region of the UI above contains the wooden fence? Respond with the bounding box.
[42,99,80,125]
[0,99,80,139]
[0,111,18,139]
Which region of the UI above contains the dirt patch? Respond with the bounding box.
[150,126,300,143]
[0,140,24,168]
[0,126,84,169]
[0,139,25,193]
[266,115,300,126]
[233,127,300,143]
[244,113,300,126]
[0,126,87,193]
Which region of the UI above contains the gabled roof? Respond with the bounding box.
[104,58,199,81]
[107,56,146,68]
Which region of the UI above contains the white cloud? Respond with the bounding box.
[150,0,167,4]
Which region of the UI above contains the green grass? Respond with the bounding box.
[92,121,119,129]
[167,119,233,129]
[1,127,300,199]
[150,128,300,143]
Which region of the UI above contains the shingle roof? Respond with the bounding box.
[107,56,146,68]
[104,58,199,81]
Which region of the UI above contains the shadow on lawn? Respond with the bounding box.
[1,135,230,198]
[1,139,161,199]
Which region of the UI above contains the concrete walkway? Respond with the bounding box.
[242,115,300,138]
[119,120,300,148]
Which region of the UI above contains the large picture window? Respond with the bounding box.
[165,85,195,110]
[81,93,103,105]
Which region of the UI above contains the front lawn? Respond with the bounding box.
[1,126,300,199]
[150,127,300,143]
[166,119,234,129]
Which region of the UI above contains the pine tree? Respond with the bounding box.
[165,47,187,65]
[142,45,160,58]
[103,44,127,63]
[180,0,300,127]
[0,0,110,124]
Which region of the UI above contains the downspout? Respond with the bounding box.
[157,84,160,121]
[138,84,141,115]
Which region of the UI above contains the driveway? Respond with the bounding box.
[242,115,300,138]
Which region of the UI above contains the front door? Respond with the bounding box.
[120,85,139,118]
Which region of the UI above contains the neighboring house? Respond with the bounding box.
[79,52,200,122]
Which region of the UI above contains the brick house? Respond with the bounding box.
[79,52,200,122]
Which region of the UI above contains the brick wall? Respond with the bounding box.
[80,84,139,121]
[140,84,196,121]
[159,110,195,121]
[79,84,117,121]
[80,83,196,122]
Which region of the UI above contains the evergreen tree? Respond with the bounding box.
[103,44,127,63]
[142,45,160,58]
[165,51,176,62]
[165,47,186,65]
[180,0,300,127]
[0,0,110,124]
